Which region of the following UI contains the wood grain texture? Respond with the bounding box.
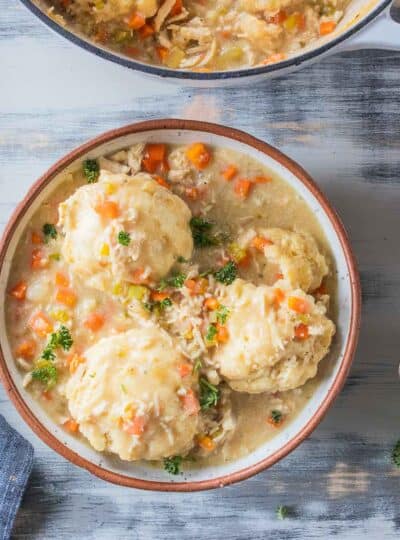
[1,1,400,538]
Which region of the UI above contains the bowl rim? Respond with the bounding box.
[0,119,361,491]
[18,0,389,81]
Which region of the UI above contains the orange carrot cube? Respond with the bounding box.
[186,143,211,170]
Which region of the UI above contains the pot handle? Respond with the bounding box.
[339,3,400,50]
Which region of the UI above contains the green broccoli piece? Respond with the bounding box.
[190,217,220,248]
[117,230,131,246]
[42,223,57,242]
[83,159,100,183]
[199,377,219,410]
[163,456,182,475]
[214,261,237,285]
[32,361,58,389]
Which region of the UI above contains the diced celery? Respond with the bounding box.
[165,48,185,69]
[216,47,244,70]
[228,242,246,263]
[128,284,149,301]
[100,243,110,257]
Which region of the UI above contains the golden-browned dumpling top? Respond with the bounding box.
[238,227,328,292]
[212,279,335,394]
[66,323,200,461]
[58,171,193,291]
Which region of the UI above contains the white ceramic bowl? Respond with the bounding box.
[0,120,361,490]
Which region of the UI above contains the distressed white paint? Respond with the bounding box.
[1,1,400,538]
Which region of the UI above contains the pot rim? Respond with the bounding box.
[19,0,390,81]
[0,119,361,491]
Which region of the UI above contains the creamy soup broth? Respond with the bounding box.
[40,0,350,71]
[6,141,336,472]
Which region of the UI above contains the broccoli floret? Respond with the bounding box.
[32,361,58,389]
[157,273,186,291]
[117,230,131,246]
[199,377,219,410]
[163,456,182,475]
[83,159,100,183]
[214,261,237,285]
[190,217,219,248]
[42,223,57,242]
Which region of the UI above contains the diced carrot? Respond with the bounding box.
[95,200,120,219]
[186,143,211,170]
[31,231,42,245]
[41,390,52,401]
[142,143,166,173]
[222,165,238,181]
[124,415,147,436]
[288,296,309,314]
[31,249,48,269]
[274,288,285,306]
[267,414,284,427]
[295,323,309,340]
[237,252,251,268]
[320,21,336,36]
[204,297,219,311]
[64,419,79,433]
[262,53,287,65]
[295,12,306,30]
[268,9,287,24]
[185,186,200,200]
[170,0,182,15]
[56,287,77,307]
[178,363,192,378]
[275,273,284,281]
[151,291,169,302]
[250,236,273,251]
[55,272,69,288]
[15,340,36,360]
[253,175,272,184]
[10,281,27,300]
[68,354,85,374]
[124,45,140,57]
[154,175,170,189]
[181,389,200,415]
[131,267,150,285]
[220,29,231,39]
[127,11,145,30]
[138,23,154,39]
[185,279,196,292]
[84,312,105,332]
[234,179,252,199]
[156,45,168,62]
[197,435,215,451]
[29,311,53,337]
[185,277,208,296]
[216,324,229,343]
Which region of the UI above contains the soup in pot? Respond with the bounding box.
[42,0,349,71]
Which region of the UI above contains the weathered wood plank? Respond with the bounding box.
[1,0,400,538]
